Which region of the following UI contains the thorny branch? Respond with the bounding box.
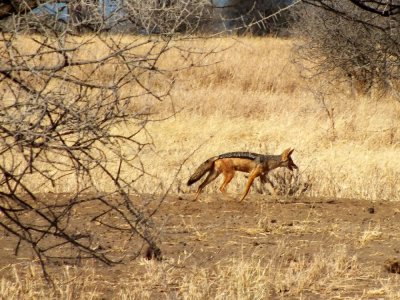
[0,0,213,280]
[294,0,400,97]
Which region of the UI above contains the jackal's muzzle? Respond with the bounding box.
[288,161,298,171]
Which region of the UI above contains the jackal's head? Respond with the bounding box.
[280,148,298,171]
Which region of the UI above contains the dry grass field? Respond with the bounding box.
[1,35,400,298]
[141,37,400,202]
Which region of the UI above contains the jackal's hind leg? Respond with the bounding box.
[194,169,220,200]
[219,171,235,193]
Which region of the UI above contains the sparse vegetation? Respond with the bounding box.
[294,1,400,97]
[1,34,400,297]
[148,36,400,201]
[2,198,400,299]
[2,35,398,200]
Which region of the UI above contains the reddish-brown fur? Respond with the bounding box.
[187,148,298,201]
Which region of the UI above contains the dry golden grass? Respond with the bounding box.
[2,241,400,299]
[144,36,400,201]
[2,35,400,299]
[2,35,399,200]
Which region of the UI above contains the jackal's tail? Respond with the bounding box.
[187,157,218,186]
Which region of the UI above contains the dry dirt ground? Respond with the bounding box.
[1,194,400,298]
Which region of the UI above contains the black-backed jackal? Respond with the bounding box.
[187,148,298,201]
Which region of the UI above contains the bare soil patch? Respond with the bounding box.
[1,194,400,298]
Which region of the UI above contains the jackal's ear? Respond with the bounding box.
[288,148,295,157]
[281,148,291,161]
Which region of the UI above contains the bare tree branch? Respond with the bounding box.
[0,0,215,279]
[348,0,400,17]
[295,0,400,97]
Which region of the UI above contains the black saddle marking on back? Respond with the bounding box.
[218,152,261,160]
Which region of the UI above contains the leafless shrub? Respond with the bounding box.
[0,0,212,34]
[295,1,400,94]
[269,169,312,196]
[253,170,311,197]
[215,0,296,36]
[293,1,400,97]
[0,2,212,280]
[122,0,212,34]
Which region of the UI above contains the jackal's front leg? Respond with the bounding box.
[260,174,277,196]
[239,167,262,201]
